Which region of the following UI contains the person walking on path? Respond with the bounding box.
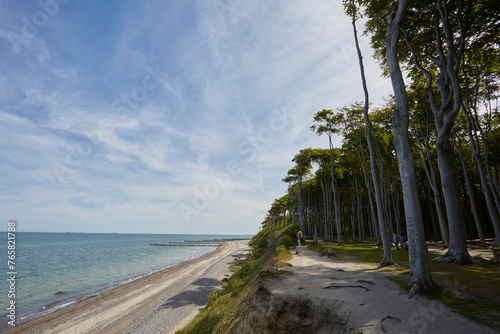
[393,233,400,251]
[399,234,407,250]
[297,231,304,252]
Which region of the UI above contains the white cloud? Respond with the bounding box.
[0,0,393,235]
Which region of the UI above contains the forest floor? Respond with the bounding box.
[253,245,500,333]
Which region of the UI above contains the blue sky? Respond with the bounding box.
[0,0,392,235]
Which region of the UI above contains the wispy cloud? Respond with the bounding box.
[0,0,392,234]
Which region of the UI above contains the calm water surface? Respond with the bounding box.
[0,232,251,328]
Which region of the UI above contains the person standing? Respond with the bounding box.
[297,231,303,252]
[393,233,400,251]
[400,234,407,250]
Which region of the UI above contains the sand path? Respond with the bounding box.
[262,247,497,334]
[3,240,251,334]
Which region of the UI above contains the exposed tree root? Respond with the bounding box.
[408,279,434,299]
[375,259,399,269]
[324,284,371,292]
[433,251,478,264]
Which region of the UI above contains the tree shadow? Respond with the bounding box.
[161,278,219,309]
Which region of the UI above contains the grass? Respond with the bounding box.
[308,240,500,331]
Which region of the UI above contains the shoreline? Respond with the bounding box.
[3,245,219,331]
[2,240,251,334]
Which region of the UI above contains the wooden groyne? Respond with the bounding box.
[150,240,222,247]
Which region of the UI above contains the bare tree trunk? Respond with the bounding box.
[357,141,379,243]
[455,134,486,246]
[328,135,343,244]
[350,178,356,240]
[385,0,433,294]
[393,181,404,237]
[466,109,500,244]
[435,140,473,262]
[355,174,365,241]
[404,0,472,263]
[320,170,329,240]
[351,0,393,265]
[477,104,500,243]
[413,127,450,245]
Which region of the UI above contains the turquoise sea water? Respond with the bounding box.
[0,232,251,329]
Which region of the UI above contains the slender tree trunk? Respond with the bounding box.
[415,134,450,245]
[476,135,500,244]
[298,175,304,232]
[351,0,392,265]
[477,112,500,244]
[319,170,329,240]
[328,136,342,244]
[385,0,433,294]
[355,174,364,241]
[350,179,356,240]
[427,194,439,241]
[358,142,379,243]
[455,135,486,246]
[393,182,404,237]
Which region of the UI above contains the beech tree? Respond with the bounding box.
[311,110,344,244]
[348,0,394,267]
[358,0,434,293]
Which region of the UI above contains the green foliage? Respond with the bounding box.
[275,245,293,263]
[280,235,295,248]
[278,223,300,240]
[176,313,221,334]
[277,224,301,248]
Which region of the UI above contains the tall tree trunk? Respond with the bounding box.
[435,140,473,262]
[355,174,365,241]
[385,0,433,294]
[328,136,343,244]
[455,135,486,246]
[350,179,356,240]
[320,169,329,240]
[414,130,450,245]
[351,0,393,265]
[405,0,472,263]
[476,105,500,243]
[357,141,379,243]
[464,108,500,245]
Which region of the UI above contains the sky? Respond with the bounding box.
[0,0,393,235]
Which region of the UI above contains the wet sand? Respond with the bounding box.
[3,240,251,334]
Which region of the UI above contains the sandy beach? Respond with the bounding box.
[3,240,251,334]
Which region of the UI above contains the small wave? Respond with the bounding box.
[51,300,77,311]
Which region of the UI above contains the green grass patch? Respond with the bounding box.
[309,241,500,331]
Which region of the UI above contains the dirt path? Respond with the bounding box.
[3,240,251,334]
[260,248,497,334]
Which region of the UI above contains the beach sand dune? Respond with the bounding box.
[3,240,251,334]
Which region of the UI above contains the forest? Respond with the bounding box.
[263,0,499,294]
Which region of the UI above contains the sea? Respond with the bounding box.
[0,232,251,330]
